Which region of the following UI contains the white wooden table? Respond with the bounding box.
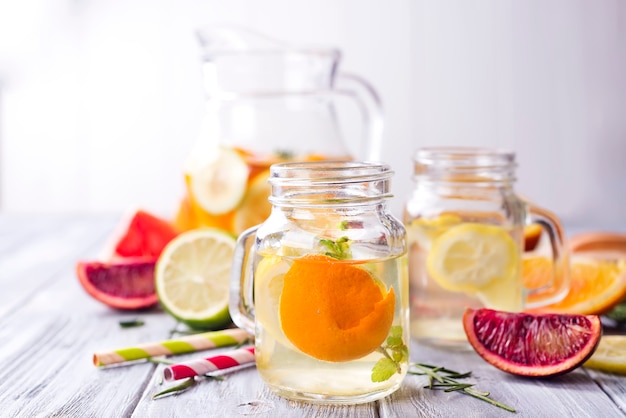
[1,214,625,417]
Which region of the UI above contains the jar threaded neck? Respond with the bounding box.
[413,147,517,185]
[269,161,394,207]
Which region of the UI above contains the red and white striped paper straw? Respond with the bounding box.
[163,346,256,381]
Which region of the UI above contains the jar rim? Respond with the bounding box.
[413,146,515,166]
[268,160,394,207]
[412,147,517,184]
[269,160,394,184]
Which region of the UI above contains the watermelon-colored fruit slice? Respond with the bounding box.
[76,258,159,310]
[463,308,601,377]
[113,210,179,258]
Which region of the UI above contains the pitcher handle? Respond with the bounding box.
[335,73,384,161]
[229,225,259,334]
[524,204,571,309]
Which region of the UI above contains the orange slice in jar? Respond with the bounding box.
[279,254,395,362]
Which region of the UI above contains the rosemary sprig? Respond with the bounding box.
[409,363,516,413]
[153,378,196,399]
[149,358,226,399]
[119,319,145,328]
[606,301,626,322]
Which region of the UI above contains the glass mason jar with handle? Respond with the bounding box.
[230,161,409,404]
[404,147,570,348]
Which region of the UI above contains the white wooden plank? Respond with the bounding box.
[586,369,626,413]
[0,215,116,318]
[0,215,175,417]
[387,342,626,418]
[133,364,378,418]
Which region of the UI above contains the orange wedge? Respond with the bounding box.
[523,255,626,315]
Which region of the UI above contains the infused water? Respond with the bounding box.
[407,215,524,347]
[254,250,409,404]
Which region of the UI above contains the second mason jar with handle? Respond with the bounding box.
[230,161,409,405]
[404,147,570,349]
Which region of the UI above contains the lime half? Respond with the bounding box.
[155,228,236,330]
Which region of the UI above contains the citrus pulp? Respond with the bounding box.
[76,258,159,310]
[463,308,601,377]
[155,228,236,330]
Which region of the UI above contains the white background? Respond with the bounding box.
[1,0,625,228]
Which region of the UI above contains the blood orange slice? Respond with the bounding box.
[110,210,179,259]
[463,308,601,377]
[76,258,159,310]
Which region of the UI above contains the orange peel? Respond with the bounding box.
[280,255,395,362]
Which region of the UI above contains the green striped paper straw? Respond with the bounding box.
[93,328,252,366]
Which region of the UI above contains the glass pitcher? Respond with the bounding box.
[174,27,384,236]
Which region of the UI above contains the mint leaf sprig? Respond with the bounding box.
[371,326,409,382]
[409,363,516,413]
[320,236,352,260]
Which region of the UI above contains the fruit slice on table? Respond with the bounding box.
[584,335,626,375]
[569,231,626,256]
[108,210,179,259]
[280,254,395,362]
[232,169,272,235]
[426,223,519,308]
[76,258,159,310]
[186,146,249,215]
[155,228,236,330]
[463,308,602,377]
[523,256,626,315]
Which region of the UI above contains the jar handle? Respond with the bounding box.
[524,204,571,309]
[229,225,259,334]
[335,73,384,161]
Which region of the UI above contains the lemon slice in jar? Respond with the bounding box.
[407,213,463,250]
[254,255,294,349]
[426,223,519,300]
[186,146,249,215]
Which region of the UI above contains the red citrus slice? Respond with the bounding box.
[112,210,179,259]
[76,258,159,310]
[463,308,601,377]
